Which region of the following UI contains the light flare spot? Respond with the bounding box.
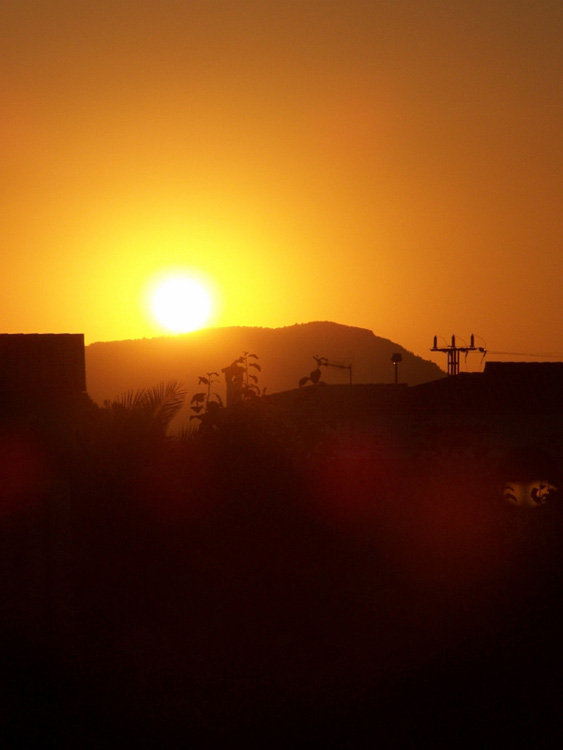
[151,277,212,333]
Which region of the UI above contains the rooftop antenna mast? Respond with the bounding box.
[314,356,353,385]
[431,334,486,376]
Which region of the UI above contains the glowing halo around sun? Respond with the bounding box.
[150,276,212,333]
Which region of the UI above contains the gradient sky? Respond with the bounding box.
[2,1,562,370]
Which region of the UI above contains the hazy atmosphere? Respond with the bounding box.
[2,1,562,369]
[2,5,563,743]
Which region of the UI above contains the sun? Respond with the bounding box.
[151,276,212,333]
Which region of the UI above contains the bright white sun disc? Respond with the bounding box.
[152,277,212,333]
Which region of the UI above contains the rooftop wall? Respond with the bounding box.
[0,334,86,400]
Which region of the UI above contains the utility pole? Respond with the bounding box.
[391,353,402,384]
[431,334,486,376]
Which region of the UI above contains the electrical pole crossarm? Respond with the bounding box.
[431,334,486,375]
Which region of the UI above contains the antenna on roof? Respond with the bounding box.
[431,334,486,376]
[313,356,353,385]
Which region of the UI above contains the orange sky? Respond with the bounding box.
[2,1,562,371]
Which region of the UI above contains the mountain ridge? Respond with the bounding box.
[85,321,445,405]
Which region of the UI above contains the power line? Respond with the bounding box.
[488,351,563,359]
[431,333,563,373]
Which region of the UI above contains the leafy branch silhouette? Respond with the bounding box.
[190,371,224,423]
[233,351,262,399]
[299,355,328,387]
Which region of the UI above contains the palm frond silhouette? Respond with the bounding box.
[105,380,187,436]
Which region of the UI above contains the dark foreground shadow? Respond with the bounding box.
[1,403,562,747]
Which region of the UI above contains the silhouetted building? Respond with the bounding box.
[0,333,86,423]
[409,361,563,414]
[0,334,86,649]
[0,334,86,399]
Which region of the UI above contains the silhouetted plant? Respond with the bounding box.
[190,372,224,425]
[103,380,187,437]
[224,352,262,404]
[299,355,328,387]
[238,352,262,399]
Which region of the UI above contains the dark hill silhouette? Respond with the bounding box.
[85,321,444,406]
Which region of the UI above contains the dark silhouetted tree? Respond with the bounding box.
[103,380,187,440]
[190,372,224,429]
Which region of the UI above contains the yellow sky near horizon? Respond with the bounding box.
[2,1,562,371]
